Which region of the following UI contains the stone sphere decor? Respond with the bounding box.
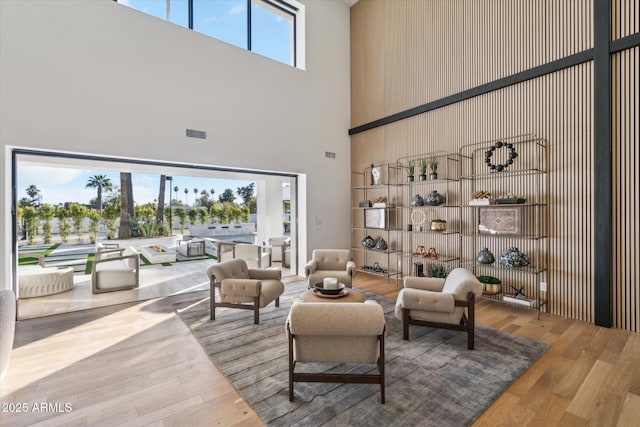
[424,190,446,206]
[499,247,530,268]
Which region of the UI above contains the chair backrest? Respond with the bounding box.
[288,301,385,364]
[442,268,484,301]
[269,236,290,246]
[312,249,352,270]
[207,258,250,282]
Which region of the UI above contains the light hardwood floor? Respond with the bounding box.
[2,274,639,426]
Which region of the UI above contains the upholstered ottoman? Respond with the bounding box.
[18,266,74,298]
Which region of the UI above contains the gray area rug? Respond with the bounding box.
[175,281,548,426]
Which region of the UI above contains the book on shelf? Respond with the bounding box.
[468,198,493,206]
[502,293,538,307]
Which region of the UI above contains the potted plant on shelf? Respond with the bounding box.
[428,263,447,278]
[404,160,415,182]
[429,157,439,180]
[418,158,427,181]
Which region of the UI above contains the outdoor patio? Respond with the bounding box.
[17,240,291,319]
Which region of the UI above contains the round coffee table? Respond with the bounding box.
[300,287,366,303]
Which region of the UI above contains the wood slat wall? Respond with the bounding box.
[612,0,639,39]
[612,46,639,332]
[351,0,639,331]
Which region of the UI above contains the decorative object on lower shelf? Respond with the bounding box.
[359,200,372,207]
[372,196,388,208]
[499,247,530,268]
[413,245,427,257]
[375,238,388,251]
[361,235,376,249]
[476,275,502,295]
[425,247,439,259]
[476,248,495,264]
[413,262,424,277]
[503,293,537,307]
[411,194,424,206]
[427,263,447,278]
[424,190,446,206]
[430,219,447,231]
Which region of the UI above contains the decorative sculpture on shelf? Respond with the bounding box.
[485,141,518,172]
[371,164,382,185]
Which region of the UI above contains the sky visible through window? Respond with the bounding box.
[17,164,255,207]
[119,0,292,65]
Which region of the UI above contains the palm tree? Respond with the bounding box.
[184,188,189,205]
[118,172,134,238]
[25,185,41,205]
[157,175,166,235]
[193,188,199,206]
[85,174,113,214]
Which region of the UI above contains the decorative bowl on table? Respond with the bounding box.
[314,283,346,295]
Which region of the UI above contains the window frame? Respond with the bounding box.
[115,0,303,68]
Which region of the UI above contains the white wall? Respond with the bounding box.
[0,0,352,290]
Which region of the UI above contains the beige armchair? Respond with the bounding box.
[305,249,356,288]
[264,236,290,264]
[287,301,386,403]
[207,258,284,324]
[394,268,483,349]
[92,247,140,294]
[216,242,271,269]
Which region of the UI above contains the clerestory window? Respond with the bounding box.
[115,0,304,68]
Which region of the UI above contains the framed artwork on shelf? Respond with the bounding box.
[364,208,387,229]
[478,207,521,235]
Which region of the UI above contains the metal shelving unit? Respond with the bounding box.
[398,152,461,279]
[459,134,549,318]
[351,163,403,282]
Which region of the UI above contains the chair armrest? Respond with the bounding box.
[403,276,445,291]
[221,279,261,298]
[248,268,282,280]
[346,261,357,277]
[305,260,317,277]
[399,288,455,313]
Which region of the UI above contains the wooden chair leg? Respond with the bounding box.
[402,308,410,340]
[210,280,217,320]
[467,292,475,350]
[275,296,280,307]
[288,327,294,401]
[254,296,260,324]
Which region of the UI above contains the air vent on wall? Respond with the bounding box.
[186,129,207,139]
[325,151,336,159]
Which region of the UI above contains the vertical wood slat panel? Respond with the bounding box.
[612,0,640,39]
[612,46,639,332]
[350,0,609,327]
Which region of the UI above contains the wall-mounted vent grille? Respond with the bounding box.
[325,151,336,159]
[186,129,207,139]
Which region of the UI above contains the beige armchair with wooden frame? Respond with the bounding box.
[305,249,356,288]
[286,300,387,403]
[207,258,284,324]
[394,268,483,349]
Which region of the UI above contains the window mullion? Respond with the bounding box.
[247,0,252,51]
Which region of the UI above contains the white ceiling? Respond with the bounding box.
[340,0,359,7]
